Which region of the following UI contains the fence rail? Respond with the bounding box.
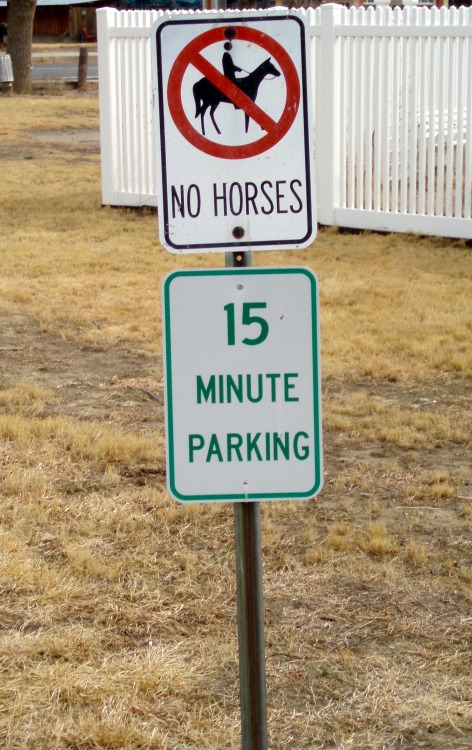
[97,5,472,239]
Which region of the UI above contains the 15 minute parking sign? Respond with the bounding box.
[152,11,316,253]
[162,267,323,503]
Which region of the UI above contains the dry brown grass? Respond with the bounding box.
[0,90,471,749]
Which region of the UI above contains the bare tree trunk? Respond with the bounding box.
[7,0,37,94]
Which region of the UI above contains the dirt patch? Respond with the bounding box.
[0,313,162,429]
[0,127,100,163]
[0,126,100,165]
[30,127,100,150]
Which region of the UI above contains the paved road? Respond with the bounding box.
[32,49,98,82]
[33,60,98,81]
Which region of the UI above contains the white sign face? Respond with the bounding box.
[152,11,316,253]
[162,268,322,503]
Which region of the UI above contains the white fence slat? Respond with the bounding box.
[436,36,446,216]
[426,28,436,217]
[364,32,373,211]
[339,19,347,210]
[417,34,427,216]
[347,33,356,210]
[454,36,464,219]
[400,35,408,215]
[97,9,116,206]
[445,36,455,218]
[380,32,390,214]
[465,33,472,220]
[408,29,417,215]
[391,30,400,214]
[356,32,364,210]
[313,3,344,225]
[372,30,381,212]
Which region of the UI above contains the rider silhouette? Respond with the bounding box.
[222,41,243,84]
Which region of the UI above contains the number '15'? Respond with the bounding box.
[224,302,269,346]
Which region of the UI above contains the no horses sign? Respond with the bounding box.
[152,11,315,253]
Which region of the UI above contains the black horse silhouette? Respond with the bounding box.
[193,58,281,137]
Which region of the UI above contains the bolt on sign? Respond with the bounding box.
[152,10,316,253]
[162,268,323,503]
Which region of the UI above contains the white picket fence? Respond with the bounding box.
[97,5,472,239]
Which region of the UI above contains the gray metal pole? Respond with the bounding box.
[226,250,268,750]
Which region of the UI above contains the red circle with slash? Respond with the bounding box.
[167,25,300,160]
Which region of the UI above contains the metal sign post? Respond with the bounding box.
[227,249,267,750]
[234,498,267,750]
[154,12,320,750]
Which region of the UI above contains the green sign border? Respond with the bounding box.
[162,267,322,503]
